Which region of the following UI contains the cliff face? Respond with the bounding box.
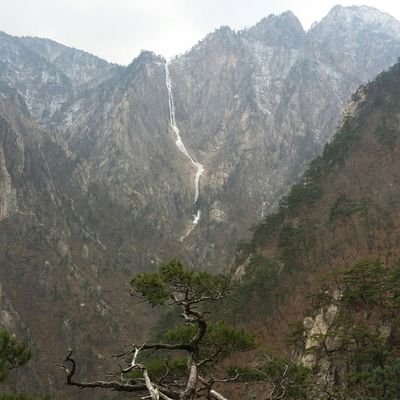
[2,7,400,272]
[221,58,400,399]
[167,6,400,266]
[0,31,118,123]
[231,60,400,365]
[19,36,118,88]
[298,261,400,398]
[1,5,400,394]
[0,97,152,393]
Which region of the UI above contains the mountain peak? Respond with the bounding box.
[329,4,390,16]
[307,5,400,52]
[190,25,238,56]
[128,50,164,66]
[318,5,400,34]
[214,25,234,35]
[201,25,236,43]
[245,11,305,48]
[123,50,165,82]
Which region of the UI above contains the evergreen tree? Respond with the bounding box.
[61,260,254,400]
[0,329,31,383]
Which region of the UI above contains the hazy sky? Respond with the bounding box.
[1,0,400,65]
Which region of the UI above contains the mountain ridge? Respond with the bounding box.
[223,60,400,397]
[1,5,400,394]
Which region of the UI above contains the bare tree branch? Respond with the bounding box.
[209,390,229,400]
[198,374,239,400]
[60,262,249,400]
[61,349,177,398]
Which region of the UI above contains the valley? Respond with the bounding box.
[1,4,400,398]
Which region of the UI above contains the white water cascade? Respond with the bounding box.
[165,63,205,240]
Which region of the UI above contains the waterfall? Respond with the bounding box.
[165,63,204,240]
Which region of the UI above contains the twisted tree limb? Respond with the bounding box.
[59,349,177,399]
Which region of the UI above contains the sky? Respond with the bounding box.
[1,0,400,65]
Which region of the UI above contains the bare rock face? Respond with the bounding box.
[0,146,18,221]
[229,60,400,395]
[0,31,118,123]
[1,5,400,394]
[168,6,400,267]
[19,36,119,88]
[0,97,151,393]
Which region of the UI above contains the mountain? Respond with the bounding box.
[166,5,400,266]
[3,7,400,272]
[228,60,400,397]
[0,31,118,123]
[19,36,118,87]
[1,5,400,394]
[0,95,152,393]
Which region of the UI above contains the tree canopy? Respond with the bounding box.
[0,329,31,383]
[61,260,255,399]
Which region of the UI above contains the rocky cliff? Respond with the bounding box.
[0,96,152,394]
[228,60,400,397]
[1,5,400,395]
[3,7,400,272]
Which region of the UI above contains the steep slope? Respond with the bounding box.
[231,60,400,349]
[0,96,151,393]
[308,5,400,77]
[19,36,118,87]
[1,5,400,395]
[0,31,117,122]
[2,7,400,272]
[168,6,400,267]
[53,51,195,269]
[0,31,72,121]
